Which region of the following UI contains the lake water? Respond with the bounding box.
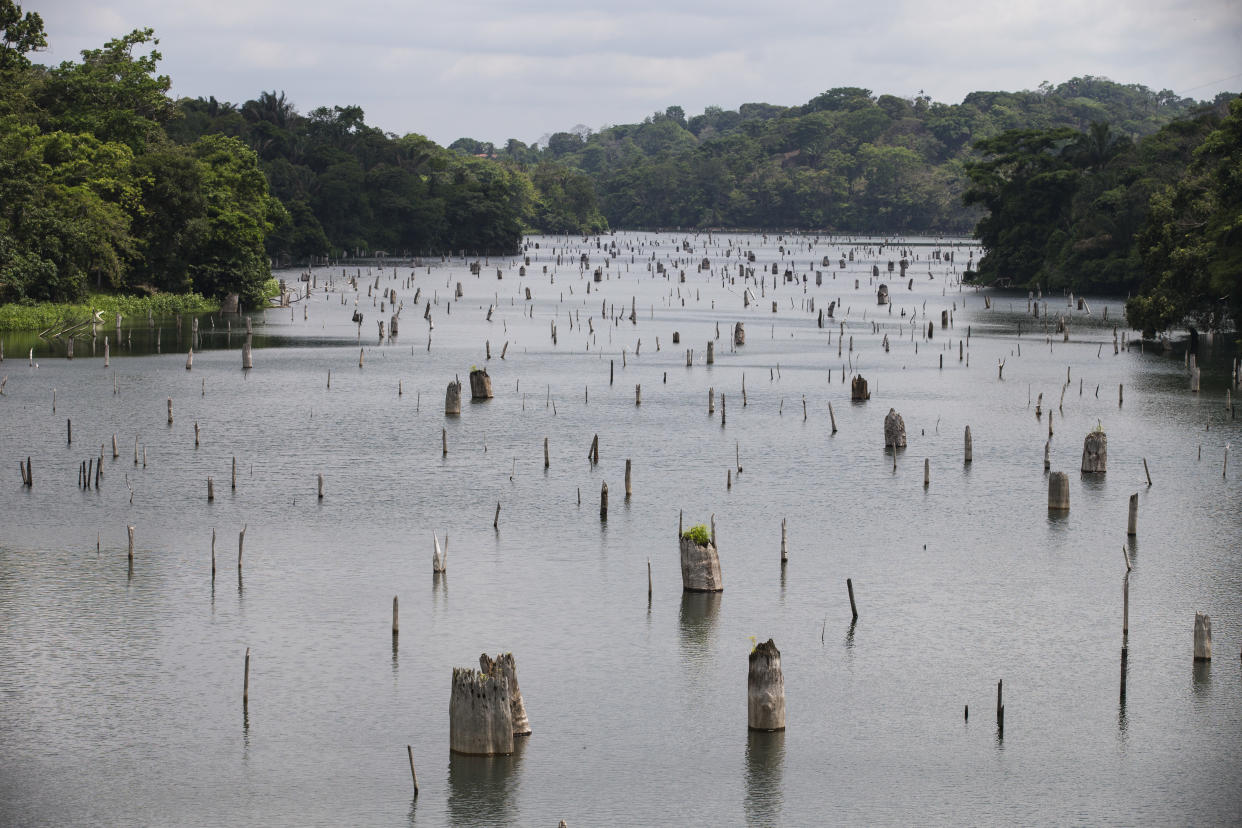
[1,232,1239,827]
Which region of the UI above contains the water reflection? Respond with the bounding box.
[744,729,784,826]
[844,620,857,652]
[433,572,448,611]
[678,591,721,652]
[446,738,525,827]
[1192,660,1211,695]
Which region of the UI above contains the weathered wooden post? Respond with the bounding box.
[680,522,723,591]
[1127,493,1138,535]
[480,652,531,736]
[635,384,641,406]
[847,578,858,620]
[625,459,632,498]
[600,482,608,521]
[589,434,599,464]
[167,398,173,424]
[407,746,420,798]
[445,380,462,416]
[748,639,786,731]
[242,337,253,370]
[317,473,324,500]
[232,456,237,490]
[964,426,973,463]
[244,647,250,705]
[996,679,1004,736]
[392,596,399,636]
[207,477,214,502]
[1048,472,1070,511]
[924,458,930,487]
[238,525,246,569]
[780,518,787,564]
[469,368,493,400]
[1194,613,1212,661]
[127,525,135,562]
[442,428,448,457]
[884,408,907,448]
[449,667,514,755]
[1081,429,1107,473]
[706,341,714,365]
[544,437,550,469]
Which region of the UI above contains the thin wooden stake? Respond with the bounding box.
[407,746,419,797]
[847,577,858,620]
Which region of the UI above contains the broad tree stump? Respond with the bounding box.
[470,369,493,400]
[680,534,723,592]
[884,408,906,447]
[445,380,462,416]
[851,375,870,401]
[449,668,513,755]
[1048,471,1070,511]
[1081,430,1107,473]
[748,639,786,731]
[479,652,531,735]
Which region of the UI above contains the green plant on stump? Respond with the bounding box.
[682,524,711,545]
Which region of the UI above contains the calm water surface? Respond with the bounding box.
[1,233,1239,826]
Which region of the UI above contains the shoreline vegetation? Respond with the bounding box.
[1,0,1237,335]
[0,292,218,331]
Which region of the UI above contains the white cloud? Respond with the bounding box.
[28,0,1242,145]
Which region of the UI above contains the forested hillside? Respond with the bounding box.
[963,95,1240,333]
[451,79,1211,234]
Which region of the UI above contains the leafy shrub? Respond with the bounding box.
[681,524,711,545]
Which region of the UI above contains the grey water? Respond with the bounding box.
[1,232,1239,827]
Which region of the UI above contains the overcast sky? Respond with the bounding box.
[32,0,1242,147]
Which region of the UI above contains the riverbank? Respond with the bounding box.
[0,293,219,332]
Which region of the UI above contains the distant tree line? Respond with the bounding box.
[450,78,1213,236]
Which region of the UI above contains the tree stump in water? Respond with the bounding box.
[445,380,462,416]
[470,368,493,400]
[884,408,907,448]
[876,284,889,305]
[1081,430,1107,473]
[748,639,786,731]
[851,375,870,401]
[1194,612,1212,661]
[734,322,745,347]
[449,667,514,755]
[1048,471,1070,511]
[680,532,723,592]
[479,652,531,736]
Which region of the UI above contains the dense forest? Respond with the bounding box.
[0,1,605,307]
[450,79,1211,234]
[964,96,1241,333]
[0,6,282,306]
